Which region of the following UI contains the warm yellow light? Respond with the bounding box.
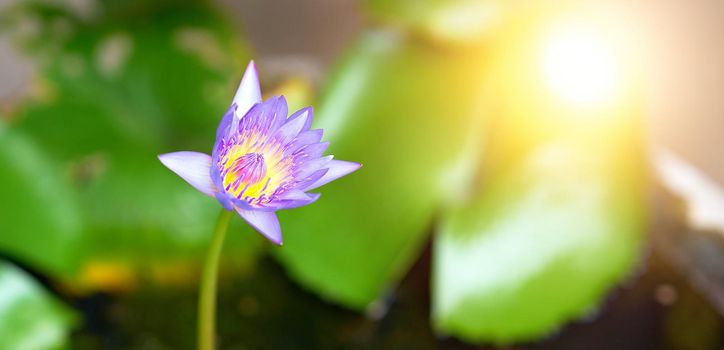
[540,23,623,107]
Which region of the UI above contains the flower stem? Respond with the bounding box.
[198,209,233,350]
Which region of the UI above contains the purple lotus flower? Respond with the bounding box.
[159,61,360,245]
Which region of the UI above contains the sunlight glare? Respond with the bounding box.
[540,23,622,108]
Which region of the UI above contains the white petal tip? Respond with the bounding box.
[232,60,262,115]
[267,235,284,246]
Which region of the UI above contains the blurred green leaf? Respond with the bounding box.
[0,124,83,276]
[0,261,76,350]
[78,153,264,266]
[432,141,646,343]
[275,29,486,308]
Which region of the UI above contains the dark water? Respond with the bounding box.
[62,237,723,350]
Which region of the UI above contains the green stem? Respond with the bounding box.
[198,209,233,350]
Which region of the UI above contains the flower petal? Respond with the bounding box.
[236,209,283,245]
[273,108,310,145]
[214,192,235,211]
[298,129,324,144]
[299,142,329,160]
[272,191,321,210]
[284,129,324,156]
[278,189,315,201]
[295,155,334,179]
[239,96,287,135]
[216,105,235,139]
[158,152,216,196]
[231,61,262,117]
[304,160,361,191]
[288,107,314,132]
[293,168,329,191]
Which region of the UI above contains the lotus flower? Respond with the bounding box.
[159,61,360,245]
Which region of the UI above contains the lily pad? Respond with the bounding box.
[432,141,647,343]
[275,29,487,309]
[0,261,76,350]
[0,124,83,276]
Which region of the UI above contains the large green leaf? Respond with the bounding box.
[275,30,487,308]
[0,261,76,350]
[0,124,83,276]
[77,153,264,267]
[432,141,647,343]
